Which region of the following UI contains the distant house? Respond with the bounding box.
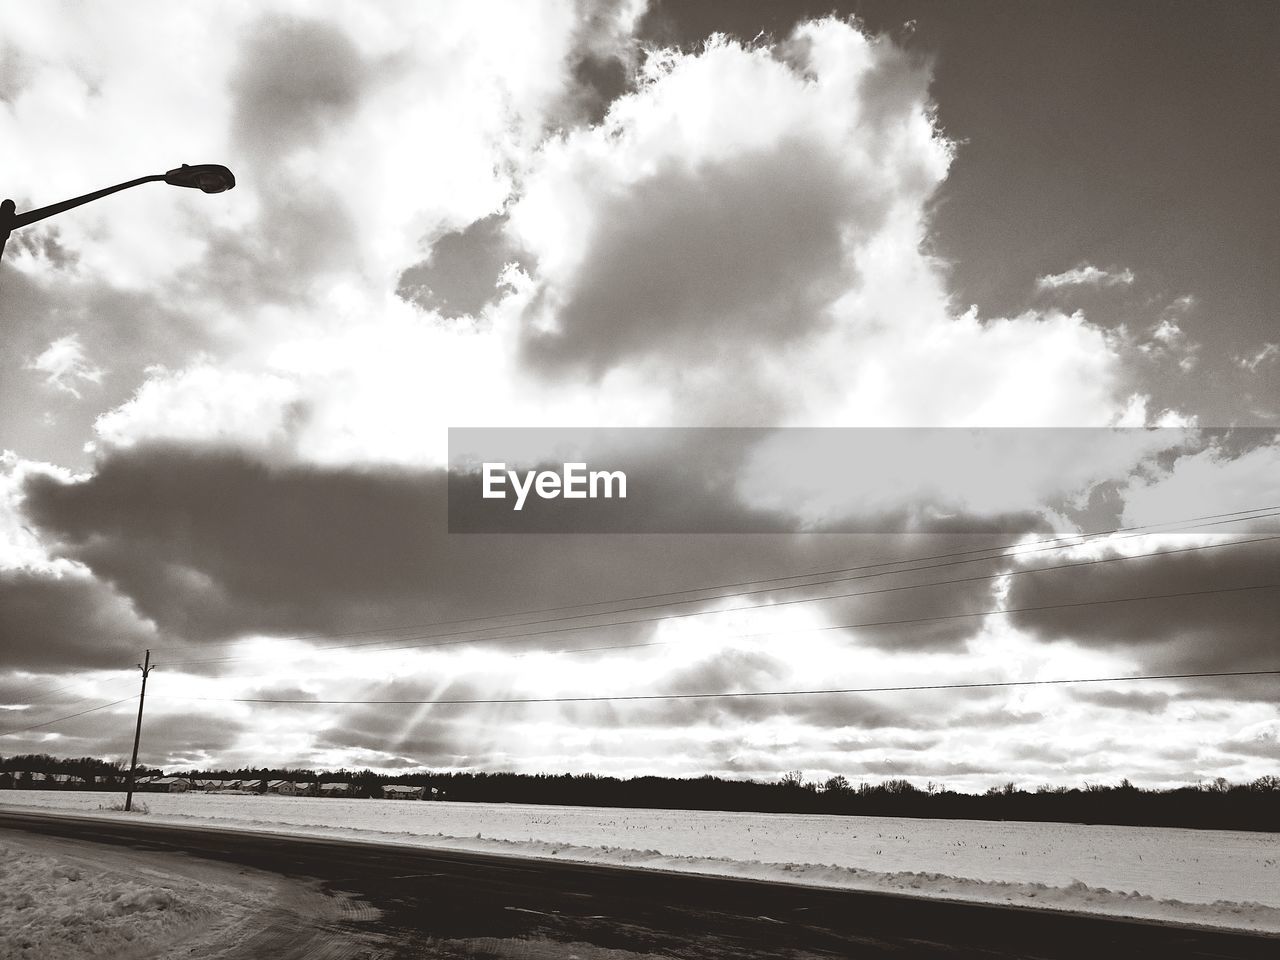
[292,782,317,797]
[382,784,424,800]
[318,782,350,797]
[0,771,14,789]
[151,777,191,793]
[266,779,297,795]
[238,779,266,793]
[191,778,222,791]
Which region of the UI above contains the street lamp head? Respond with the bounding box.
[164,163,235,194]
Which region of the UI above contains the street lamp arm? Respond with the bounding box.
[9,174,167,230]
[0,163,232,264]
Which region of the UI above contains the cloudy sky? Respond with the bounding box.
[1,0,1276,789]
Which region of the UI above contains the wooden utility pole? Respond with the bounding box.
[124,649,153,812]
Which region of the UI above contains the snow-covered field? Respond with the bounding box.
[4,790,1279,933]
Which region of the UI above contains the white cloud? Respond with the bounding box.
[1119,438,1280,530]
[23,334,104,399]
[1037,264,1135,291]
[1137,316,1200,373]
[0,452,82,572]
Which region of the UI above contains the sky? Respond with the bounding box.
[0,0,1277,790]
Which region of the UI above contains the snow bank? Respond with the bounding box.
[0,835,235,959]
[5,791,1279,933]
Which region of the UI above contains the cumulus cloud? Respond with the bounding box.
[1004,537,1280,683]
[1036,264,1136,290]
[11,443,876,644]
[0,567,157,670]
[1119,436,1280,531]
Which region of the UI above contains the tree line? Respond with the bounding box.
[3,754,1276,831]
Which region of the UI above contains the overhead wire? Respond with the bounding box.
[166,669,1280,707]
[155,503,1280,657]
[155,508,1280,669]
[165,536,1280,667]
[0,696,137,738]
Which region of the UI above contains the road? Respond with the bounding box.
[1,807,1276,959]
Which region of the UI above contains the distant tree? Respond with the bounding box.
[881,778,919,795]
[823,775,850,794]
[779,770,805,789]
[352,769,382,798]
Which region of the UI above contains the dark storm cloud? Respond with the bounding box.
[22,443,1016,652]
[0,568,156,670]
[22,445,445,642]
[396,216,516,318]
[522,139,885,374]
[1004,539,1280,685]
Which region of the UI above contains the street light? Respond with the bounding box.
[0,163,235,261]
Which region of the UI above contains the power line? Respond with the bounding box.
[530,582,1280,663]
[165,669,1280,706]
[174,541,1277,666]
[12,678,140,711]
[153,581,1279,702]
[158,524,1280,668]
[8,517,1261,727]
[152,504,1280,668]
[0,696,137,737]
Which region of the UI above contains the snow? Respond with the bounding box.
[4,790,1279,933]
[0,825,384,960]
[0,831,263,959]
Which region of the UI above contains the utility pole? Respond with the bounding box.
[0,199,14,262]
[124,649,153,812]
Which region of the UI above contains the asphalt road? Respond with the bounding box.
[2,807,1276,959]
